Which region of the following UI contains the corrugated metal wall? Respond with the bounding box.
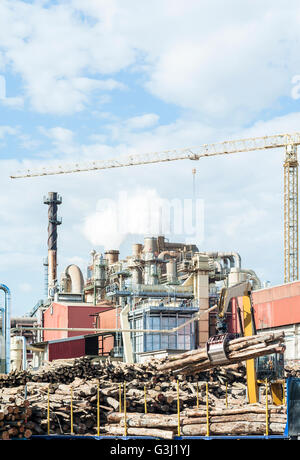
[48,338,85,361]
[43,303,112,341]
[228,281,300,363]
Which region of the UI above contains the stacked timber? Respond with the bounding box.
[0,357,102,387]
[157,331,285,375]
[0,356,247,389]
[285,363,300,378]
[104,404,287,438]
[0,380,287,438]
[0,331,288,438]
[1,332,283,389]
[0,399,33,440]
[0,367,250,437]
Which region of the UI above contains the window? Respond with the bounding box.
[134,312,196,355]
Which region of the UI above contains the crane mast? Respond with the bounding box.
[10,132,300,283]
[284,144,299,282]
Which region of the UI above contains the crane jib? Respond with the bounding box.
[9,131,300,179]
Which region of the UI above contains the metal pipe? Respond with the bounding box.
[0,284,11,373]
[61,264,84,294]
[239,269,262,290]
[21,336,27,370]
[204,252,241,269]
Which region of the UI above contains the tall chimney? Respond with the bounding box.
[43,192,62,299]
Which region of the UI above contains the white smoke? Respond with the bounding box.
[82,188,164,250]
[82,188,204,250]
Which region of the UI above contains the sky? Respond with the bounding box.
[1,0,300,316]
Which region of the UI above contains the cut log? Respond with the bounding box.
[105,426,174,439]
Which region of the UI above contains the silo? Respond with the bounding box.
[166,259,177,284]
[10,336,25,372]
[132,243,143,258]
[105,250,120,265]
[143,237,158,254]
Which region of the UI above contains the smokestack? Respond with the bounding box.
[43,192,62,299]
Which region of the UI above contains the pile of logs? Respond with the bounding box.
[285,363,300,379]
[0,355,247,389]
[0,330,289,438]
[104,404,287,438]
[0,357,106,387]
[0,361,251,437]
[0,372,242,436]
[0,399,33,440]
[0,374,287,438]
[157,331,285,375]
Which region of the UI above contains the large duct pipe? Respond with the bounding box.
[157,250,179,261]
[131,267,143,285]
[204,251,241,269]
[43,192,62,298]
[227,267,261,290]
[239,269,262,290]
[61,264,84,294]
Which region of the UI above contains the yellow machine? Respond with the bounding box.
[206,281,284,405]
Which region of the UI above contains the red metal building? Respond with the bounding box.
[226,281,300,362]
[47,334,99,361]
[43,301,113,339]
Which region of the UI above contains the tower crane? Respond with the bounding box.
[10,132,300,283]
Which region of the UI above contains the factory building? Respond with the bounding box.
[13,193,298,368]
[28,233,266,365]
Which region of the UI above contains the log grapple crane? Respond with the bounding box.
[206,281,284,405]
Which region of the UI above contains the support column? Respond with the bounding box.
[284,144,298,282]
[192,254,210,348]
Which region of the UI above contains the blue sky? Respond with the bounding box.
[1,0,300,316]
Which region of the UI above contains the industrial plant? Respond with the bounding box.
[4,190,266,367]
[1,134,300,440]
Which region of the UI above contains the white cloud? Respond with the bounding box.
[0,1,131,114]
[39,126,78,156]
[141,2,299,120]
[0,74,23,108]
[1,1,300,119]
[2,0,300,315]
[40,126,74,144]
[0,125,18,139]
[126,114,159,131]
